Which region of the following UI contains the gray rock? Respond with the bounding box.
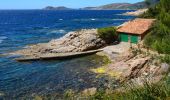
[82,87,97,96]
[49,29,106,53]
[13,29,107,56]
[160,63,170,74]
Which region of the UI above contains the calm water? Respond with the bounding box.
[0,10,135,99]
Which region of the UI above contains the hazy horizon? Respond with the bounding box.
[0,0,144,10]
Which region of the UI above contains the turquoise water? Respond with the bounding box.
[0,10,135,99]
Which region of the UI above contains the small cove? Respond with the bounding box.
[0,10,135,99]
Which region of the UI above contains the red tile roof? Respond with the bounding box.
[117,18,156,35]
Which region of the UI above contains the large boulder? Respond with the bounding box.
[47,29,106,53]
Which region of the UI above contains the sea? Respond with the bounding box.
[0,10,135,99]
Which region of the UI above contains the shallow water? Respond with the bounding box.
[0,10,135,99]
[1,55,110,99]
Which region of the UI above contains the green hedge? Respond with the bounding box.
[97,27,117,44]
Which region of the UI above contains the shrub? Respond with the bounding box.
[97,27,117,44]
[144,21,170,54]
[89,80,170,100]
[142,0,170,54]
[139,6,159,18]
[161,55,170,64]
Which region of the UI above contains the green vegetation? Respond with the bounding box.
[90,0,170,99]
[97,27,117,44]
[143,0,170,55]
[89,79,170,100]
[59,78,170,100]
[40,1,170,99]
[161,55,170,64]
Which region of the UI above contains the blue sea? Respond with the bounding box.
[0,10,135,99]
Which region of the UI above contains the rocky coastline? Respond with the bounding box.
[95,49,169,85]
[12,29,107,57]
[11,27,170,98]
[124,9,148,16]
[12,28,169,85]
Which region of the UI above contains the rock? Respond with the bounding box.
[124,9,148,16]
[12,29,106,56]
[107,57,149,81]
[51,45,76,53]
[0,91,5,97]
[82,87,97,96]
[159,63,170,74]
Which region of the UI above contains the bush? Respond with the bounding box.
[161,55,170,64]
[97,27,117,44]
[139,6,159,18]
[142,0,170,54]
[144,21,170,54]
[89,80,170,100]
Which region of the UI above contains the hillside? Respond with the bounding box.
[82,0,159,10]
[44,0,159,10]
[82,2,146,10]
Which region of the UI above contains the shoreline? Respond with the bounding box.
[11,25,162,83]
[123,9,148,16]
[11,21,167,86]
[8,17,169,98]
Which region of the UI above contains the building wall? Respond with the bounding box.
[119,32,139,44]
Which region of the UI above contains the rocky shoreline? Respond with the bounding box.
[124,9,148,16]
[12,29,107,57]
[94,47,169,86]
[12,28,169,85]
[11,27,170,98]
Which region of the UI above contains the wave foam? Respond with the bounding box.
[91,19,96,21]
[47,29,66,34]
[0,36,7,43]
[112,19,129,21]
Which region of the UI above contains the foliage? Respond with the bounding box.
[144,21,170,54]
[145,0,160,7]
[161,55,170,64]
[139,6,159,18]
[88,79,170,100]
[97,27,117,44]
[63,89,75,99]
[143,0,170,54]
[119,81,170,100]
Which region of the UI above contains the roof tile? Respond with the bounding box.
[117,18,156,35]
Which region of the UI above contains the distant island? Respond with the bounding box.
[43,0,159,10]
[43,6,73,10]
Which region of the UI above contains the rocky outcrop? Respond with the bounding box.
[123,9,148,16]
[12,29,106,57]
[107,54,170,85]
[49,29,106,53]
[96,51,170,85]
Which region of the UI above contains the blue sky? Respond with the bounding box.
[0,0,144,9]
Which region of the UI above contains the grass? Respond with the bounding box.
[88,77,170,100]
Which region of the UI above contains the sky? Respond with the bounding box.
[0,0,144,9]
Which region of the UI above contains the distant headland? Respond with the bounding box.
[43,0,159,10]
